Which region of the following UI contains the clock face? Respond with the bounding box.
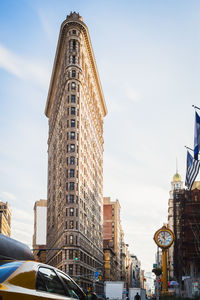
[157,231,173,247]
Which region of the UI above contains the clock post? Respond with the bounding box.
[162,249,167,293]
[153,226,175,295]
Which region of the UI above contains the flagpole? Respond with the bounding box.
[192,105,200,111]
[185,146,194,152]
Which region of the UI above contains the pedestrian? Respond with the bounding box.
[134,293,141,300]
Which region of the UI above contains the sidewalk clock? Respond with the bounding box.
[153,226,175,294]
[154,226,175,249]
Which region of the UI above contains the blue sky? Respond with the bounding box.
[0,0,200,272]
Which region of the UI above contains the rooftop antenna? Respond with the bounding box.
[176,157,178,174]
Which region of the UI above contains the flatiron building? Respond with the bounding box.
[45,12,107,292]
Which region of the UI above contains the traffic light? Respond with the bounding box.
[98,275,102,281]
[74,251,78,261]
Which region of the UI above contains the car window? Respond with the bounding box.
[0,261,23,283]
[36,267,66,296]
[58,271,86,300]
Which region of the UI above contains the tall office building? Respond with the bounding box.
[45,12,107,291]
[0,201,11,237]
[103,197,121,280]
[167,172,183,279]
[32,199,47,262]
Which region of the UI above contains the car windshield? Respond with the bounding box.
[0,261,23,283]
[58,271,86,300]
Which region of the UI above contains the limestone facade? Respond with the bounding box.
[45,12,107,291]
[167,172,183,279]
[0,201,11,237]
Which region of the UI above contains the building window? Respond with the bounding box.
[69,264,73,275]
[69,249,73,259]
[72,30,76,35]
[71,119,75,127]
[69,221,74,229]
[70,208,74,216]
[70,156,75,165]
[71,95,76,103]
[72,56,76,64]
[70,169,75,178]
[69,195,74,203]
[65,221,67,229]
[75,264,78,275]
[70,144,75,152]
[66,208,68,216]
[71,107,76,115]
[72,70,76,78]
[69,182,74,190]
[69,235,74,244]
[70,132,75,139]
[72,40,76,50]
[71,82,76,90]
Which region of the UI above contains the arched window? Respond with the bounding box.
[70,132,75,139]
[70,156,75,165]
[70,169,75,177]
[69,221,74,229]
[71,82,76,90]
[72,39,76,50]
[69,195,74,203]
[72,56,76,64]
[69,182,74,190]
[71,95,76,103]
[71,119,75,127]
[69,207,74,216]
[70,144,75,152]
[72,70,76,78]
[71,107,76,115]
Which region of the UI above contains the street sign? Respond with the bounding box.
[94,271,99,279]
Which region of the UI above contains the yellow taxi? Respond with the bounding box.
[0,260,87,300]
[0,234,87,300]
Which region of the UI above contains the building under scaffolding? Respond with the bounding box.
[173,183,200,296]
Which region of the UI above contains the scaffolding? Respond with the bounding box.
[173,188,200,295]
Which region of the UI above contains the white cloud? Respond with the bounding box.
[0,191,16,201]
[11,207,33,248]
[0,44,50,88]
[37,9,56,43]
[13,207,34,222]
[126,88,142,103]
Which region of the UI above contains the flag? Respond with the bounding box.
[185,150,200,190]
[194,111,200,160]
